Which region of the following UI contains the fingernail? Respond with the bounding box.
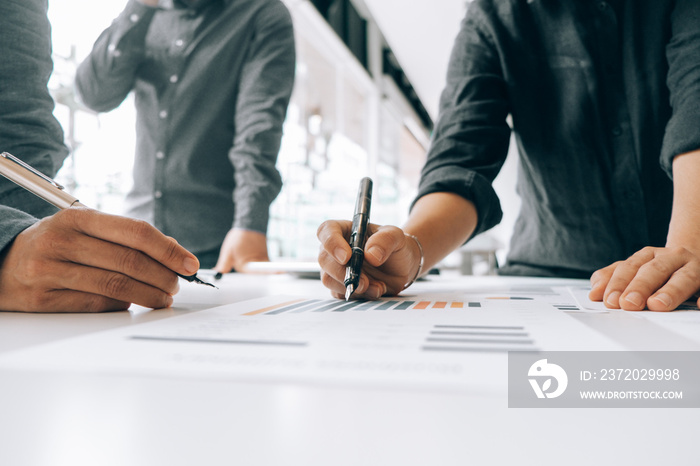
[334,248,348,263]
[606,291,621,307]
[624,291,643,307]
[183,256,199,274]
[367,246,384,263]
[653,293,671,307]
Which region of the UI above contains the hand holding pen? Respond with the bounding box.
[317,178,424,301]
[0,152,212,312]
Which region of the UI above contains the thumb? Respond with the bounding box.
[364,225,408,267]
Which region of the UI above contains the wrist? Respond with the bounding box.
[403,234,424,290]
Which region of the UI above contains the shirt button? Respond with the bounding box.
[169,75,179,84]
[108,44,122,57]
[130,14,140,22]
[159,110,168,119]
[612,126,623,137]
[175,39,184,47]
[156,151,165,160]
[154,191,163,199]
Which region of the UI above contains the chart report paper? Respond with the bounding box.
[0,288,623,391]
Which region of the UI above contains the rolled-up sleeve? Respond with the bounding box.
[229,2,295,233]
[661,0,700,174]
[414,4,511,238]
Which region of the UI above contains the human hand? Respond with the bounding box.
[317,220,422,300]
[213,228,269,274]
[0,208,200,313]
[589,246,700,311]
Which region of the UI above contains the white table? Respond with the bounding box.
[0,274,697,466]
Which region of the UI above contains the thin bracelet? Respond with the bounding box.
[403,234,424,290]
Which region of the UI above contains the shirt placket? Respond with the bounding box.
[152,18,193,232]
[595,0,648,256]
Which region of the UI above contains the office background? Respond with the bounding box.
[47,0,519,271]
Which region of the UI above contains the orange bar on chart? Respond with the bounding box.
[413,301,431,310]
[450,302,464,308]
[433,302,447,309]
[243,299,306,316]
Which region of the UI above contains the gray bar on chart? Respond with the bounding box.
[430,330,530,337]
[434,324,525,330]
[375,300,399,310]
[290,300,328,313]
[130,336,307,347]
[468,302,481,307]
[332,300,369,312]
[426,337,535,345]
[312,301,349,312]
[394,301,415,310]
[353,301,379,310]
[422,345,536,353]
[267,299,321,315]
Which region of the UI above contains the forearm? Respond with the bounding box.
[667,149,700,251]
[403,192,478,273]
[231,4,294,231]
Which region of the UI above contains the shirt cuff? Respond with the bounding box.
[412,166,503,241]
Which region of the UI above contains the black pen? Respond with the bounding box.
[344,177,373,301]
[0,151,216,289]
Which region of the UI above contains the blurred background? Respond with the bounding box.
[48,0,519,274]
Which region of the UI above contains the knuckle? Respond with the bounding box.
[320,271,334,288]
[54,206,80,227]
[589,269,604,282]
[667,246,693,261]
[99,273,132,298]
[316,221,330,239]
[318,249,332,267]
[637,246,657,256]
[116,247,147,275]
[159,237,182,264]
[680,265,700,283]
[81,296,124,313]
[19,257,45,282]
[126,218,155,242]
[26,292,52,312]
[639,259,673,277]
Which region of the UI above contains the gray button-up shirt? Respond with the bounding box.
[0,0,68,253]
[417,0,700,278]
[75,0,295,256]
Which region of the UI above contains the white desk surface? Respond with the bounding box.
[0,274,697,466]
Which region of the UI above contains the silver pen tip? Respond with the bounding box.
[345,284,354,301]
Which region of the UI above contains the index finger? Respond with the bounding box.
[60,208,199,276]
[317,220,353,264]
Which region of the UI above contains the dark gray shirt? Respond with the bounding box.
[75,0,295,256]
[0,0,68,254]
[417,0,700,278]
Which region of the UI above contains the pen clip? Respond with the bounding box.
[0,152,65,190]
